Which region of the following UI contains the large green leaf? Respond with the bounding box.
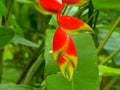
[92,0,120,9]
[45,30,99,90]
[0,84,37,90]
[0,27,15,49]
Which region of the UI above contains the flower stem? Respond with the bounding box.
[5,0,15,26]
[97,17,120,55]
[0,49,4,83]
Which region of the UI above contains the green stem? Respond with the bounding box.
[0,49,4,83]
[5,0,15,26]
[16,40,45,84]
[97,17,120,55]
[23,54,44,85]
[104,76,119,90]
[101,48,120,65]
[93,10,99,30]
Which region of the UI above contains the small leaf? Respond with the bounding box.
[99,65,120,76]
[0,27,15,49]
[11,34,39,48]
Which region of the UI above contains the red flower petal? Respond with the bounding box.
[39,0,62,14]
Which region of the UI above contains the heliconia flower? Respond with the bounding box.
[38,0,62,14]
[53,27,77,80]
[57,15,94,34]
[62,0,88,6]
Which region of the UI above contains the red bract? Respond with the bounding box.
[53,27,77,80]
[58,15,94,34]
[53,27,69,62]
[39,0,62,14]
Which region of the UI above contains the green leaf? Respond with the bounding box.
[0,0,7,16]
[9,15,24,36]
[71,33,99,90]
[99,65,120,76]
[16,0,33,4]
[92,0,120,9]
[0,84,37,90]
[0,27,15,49]
[45,30,99,90]
[44,29,59,76]
[11,34,39,48]
[46,73,72,90]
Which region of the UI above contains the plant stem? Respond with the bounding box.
[104,76,119,90]
[5,0,15,26]
[101,48,120,65]
[0,49,4,83]
[23,54,44,85]
[97,17,120,55]
[16,40,45,84]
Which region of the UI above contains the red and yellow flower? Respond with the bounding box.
[38,0,94,80]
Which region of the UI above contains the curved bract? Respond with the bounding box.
[53,27,77,80]
[39,0,62,14]
[53,27,69,62]
[58,15,94,34]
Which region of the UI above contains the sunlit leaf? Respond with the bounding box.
[99,65,120,76]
